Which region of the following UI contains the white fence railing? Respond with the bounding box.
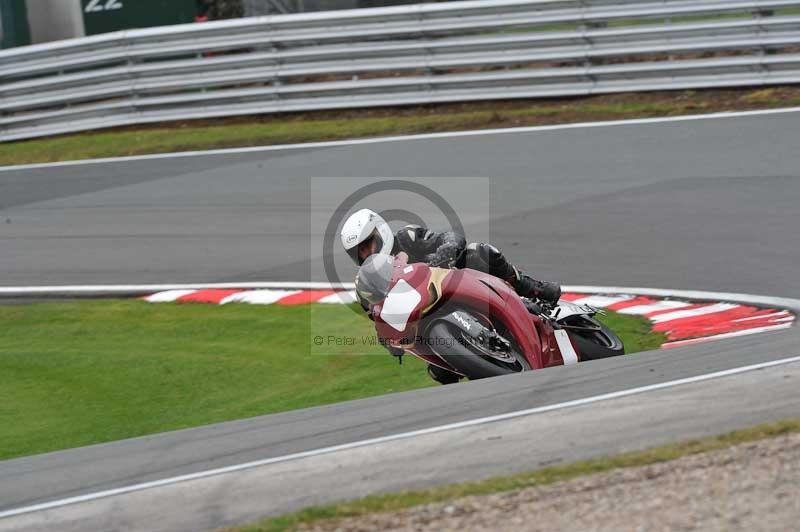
[1,0,799,141]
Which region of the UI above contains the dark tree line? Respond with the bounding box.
[197,0,244,19]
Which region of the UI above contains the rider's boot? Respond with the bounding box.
[464,243,561,304]
[510,269,562,304]
[427,364,461,385]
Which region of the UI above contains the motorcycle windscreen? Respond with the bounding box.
[355,253,394,305]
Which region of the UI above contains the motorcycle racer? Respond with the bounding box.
[340,208,562,384]
[341,209,561,302]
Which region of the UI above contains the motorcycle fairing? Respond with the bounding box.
[372,256,438,347]
[437,268,548,370]
[380,279,422,332]
[552,300,601,322]
[552,329,579,365]
[369,255,584,373]
[436,269,583,368]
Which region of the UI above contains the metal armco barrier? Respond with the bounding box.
[1,0,799,141]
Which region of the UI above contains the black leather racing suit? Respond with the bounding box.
[391,225,560,302]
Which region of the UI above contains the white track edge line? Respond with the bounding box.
[2,354,800,520]
[3,106,800,172]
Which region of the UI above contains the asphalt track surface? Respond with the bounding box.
[1,109,800,530]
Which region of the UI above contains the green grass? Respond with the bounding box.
[228,418,800,532]
[0,102,694,166]
[3,87,800,167]
[601,308,665,353]
[0,300,661,460]
[0,107,563,166]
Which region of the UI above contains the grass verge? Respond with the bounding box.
[0,300,661,460]
[228,418,800,532]
[2,86,800,166]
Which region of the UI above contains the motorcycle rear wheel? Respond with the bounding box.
[561,315,625,360]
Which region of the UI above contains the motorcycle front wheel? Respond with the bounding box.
[426,319,531,380]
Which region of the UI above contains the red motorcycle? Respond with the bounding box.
[356,253,624,380]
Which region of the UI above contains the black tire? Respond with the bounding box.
[427,364,461,385]
[426,320,531,380]
[563,315,625,361]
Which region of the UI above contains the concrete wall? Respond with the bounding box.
[25,0,84,43]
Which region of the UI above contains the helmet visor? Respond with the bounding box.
[347,229,385,266]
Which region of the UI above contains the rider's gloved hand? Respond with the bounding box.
[425,241,462,268]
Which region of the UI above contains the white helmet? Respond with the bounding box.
[340,208,395,265]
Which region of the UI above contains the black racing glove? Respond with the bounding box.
[424,241,463,268]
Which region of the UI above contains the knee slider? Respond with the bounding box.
[478,243,504,267]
